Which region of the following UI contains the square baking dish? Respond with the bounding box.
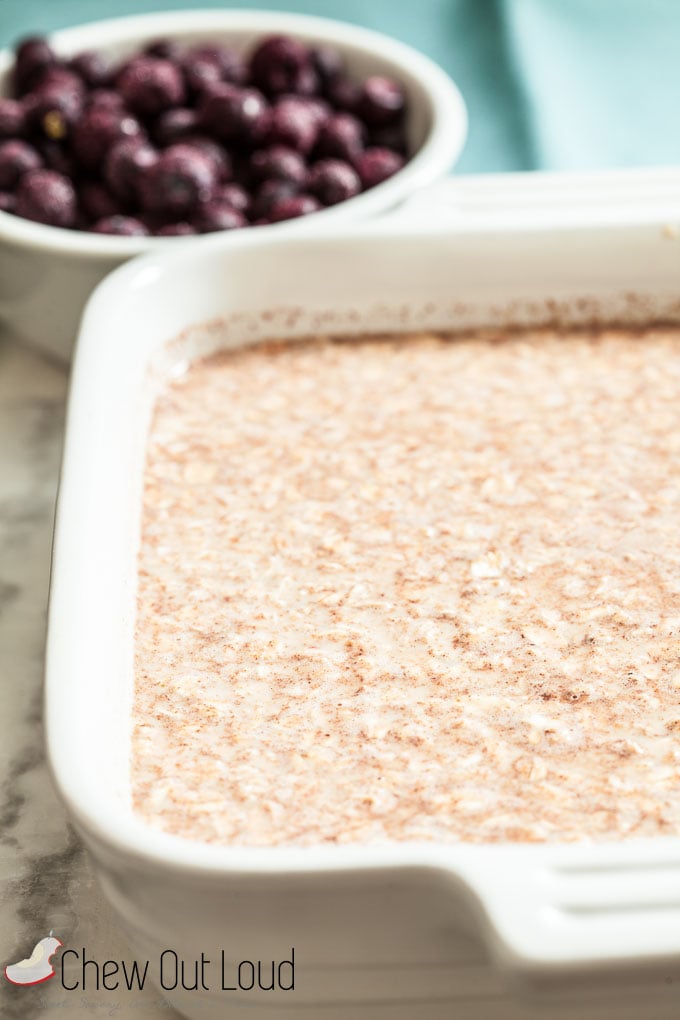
[47,169,680,1020]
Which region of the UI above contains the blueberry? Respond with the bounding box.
[229,150,253,186]
[315,112,365,162]
[369,123,409,156]
[181,136,232,181]
[193,198,247,233]
[294,65,321,97]
[358,76,406,128]
[280,93,329,126]
[13,36,56,94]
[0,98,26,139]
[153,107,199,146]
[216,49,247,86]
[15,168,77,227]
[138,143,217,216]
[117,57,186,118]
[250,178,299,220]
[311,45,344,86]
[194,78,230,106]
[137,209,170,235]
[35,138,76,177]
[104,137,158,202]
[308,158,361,205]
[69,50,111,88]
[0,191,16,213]
[355,146,404,189]
[36,66,87,100]
[26,81,85,140]
[182,54,223,98]
[88,88,125,111]
[216,182,250,214]
[144,39,184,62]
[71,107,144,170]
[250,35,310,96]
[324,75,360,112]
[199,84,270,145]
[41,66,84,87]
[79,181,120,222]
[92,214,149,235]
[0,139,42,189]
[156,221,197,236]
[268,193,320,221]
[268,96,319,154]
[188,45,245,82]
[182,45,246,94]
[249,145,307,187]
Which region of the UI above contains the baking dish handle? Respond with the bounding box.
[447,843,680,971]
[390,167,680,232]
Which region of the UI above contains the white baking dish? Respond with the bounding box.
[46,169,680,1020]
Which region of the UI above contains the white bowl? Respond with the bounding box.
[0,8,466,361]
[47,171,680,1020]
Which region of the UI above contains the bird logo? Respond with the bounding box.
[4,932,62,986]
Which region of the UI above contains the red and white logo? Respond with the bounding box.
[4,934,62,986]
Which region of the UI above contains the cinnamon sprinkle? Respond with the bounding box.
[132,328,680,845]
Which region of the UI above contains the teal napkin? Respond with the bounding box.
[502,0,680,169]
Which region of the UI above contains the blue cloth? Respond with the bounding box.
[0,0,676,173]
[502,0,680,170]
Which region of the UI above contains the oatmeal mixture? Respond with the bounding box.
[133,328,680,845]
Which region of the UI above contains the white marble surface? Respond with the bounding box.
[0,331,178,1018]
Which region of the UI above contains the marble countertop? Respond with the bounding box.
[0,331,177,1018]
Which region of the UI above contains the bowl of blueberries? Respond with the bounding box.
[0,9,466,360]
